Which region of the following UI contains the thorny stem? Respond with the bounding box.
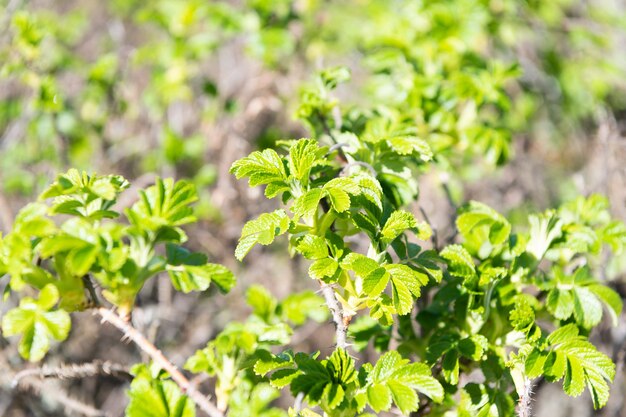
[319,282,349,350]
[96,307,224,417]
[517,378,533,417]
[12,361,131,388]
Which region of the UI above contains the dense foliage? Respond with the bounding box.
[1,1,626,417]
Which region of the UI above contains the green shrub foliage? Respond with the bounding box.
[1,0,626,416]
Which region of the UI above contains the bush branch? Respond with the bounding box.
[14,376,111,417]
[517,378,533,417]
[319,282,349,350]
[12,360,131,388]
[96,307,224,417]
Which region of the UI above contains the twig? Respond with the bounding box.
[340,161,377,177]
[326,142,349,156]
[14,377,111,417]
[83,275,102,307]
[96,307,224,417]
[440,177,459,243]
[319,282,349,350]
[293,392,305,413]
[316,109,348,164]
[516,378,533,417]
[418,206,439,250]
[12,361,131,388]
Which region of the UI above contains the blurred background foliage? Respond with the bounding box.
[1,0,626,416]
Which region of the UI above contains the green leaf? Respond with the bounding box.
[456,201,511,258]
[66,244,98,276]
[367,383,392,412]
[327,348,357,385]
[366,351,443,414]
[295,235,329,260]
[228,380,287,417]
[246,285,277,322]
[526,211,563,260]
[546,268,620,328]
[388,381,418,414]
[293,189,323,218]
[325,188,351,213]
[170,262,235,293]
[547,324,581,345]
[600,220,626,253]
[384,264,428,315]
[441,245,476,279]
[341,253,387,296]
[230,149,288,188]
[309,258,339,279]
[588,284,623,326]
[547,289,575,321]
[509,297,535,331]
[286,349,359,411]
[540,325,616,409]
[41,169,128,199]
[126,364,195,417]
[323,177,361,195]
[235,210,290,260]
[254,351,295,377]
[280,291,328,325]
[1,284,71,361]
[12,203,56,237]
[458,335,488,361]
[572,286,603,329]
[380,210,417,245]
[386,136,433,161]
[323,383,345,409]
[166,244,235,293]
[126,178,198,234]
[323,177,360,213]
[442,350,460,385]
[288,139,320,183]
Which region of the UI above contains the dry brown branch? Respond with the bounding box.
[12,360,131,388]
[96,307,224,417]
[14,377,111,417]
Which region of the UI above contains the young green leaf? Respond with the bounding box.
[230,149,288,193]
[126,178,198,233]
[365,351,443,414]
[1,284,71,361]
[236,210,290,260]
[166,244,235,293]
[126,364,195,417]
[380,210,417,245]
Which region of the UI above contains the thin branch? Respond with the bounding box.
[14,377,111,417]
[83,275,102,307]
[319,282,349,350]
[516,378,533,417]
[440,178,459,244]
[316,110,339,145]
[12,361,131,388]
[96,307,224,417]
[418,205,439,251]
[340,161,377,177]
[326,142,348,156]
[293,392,305,413]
